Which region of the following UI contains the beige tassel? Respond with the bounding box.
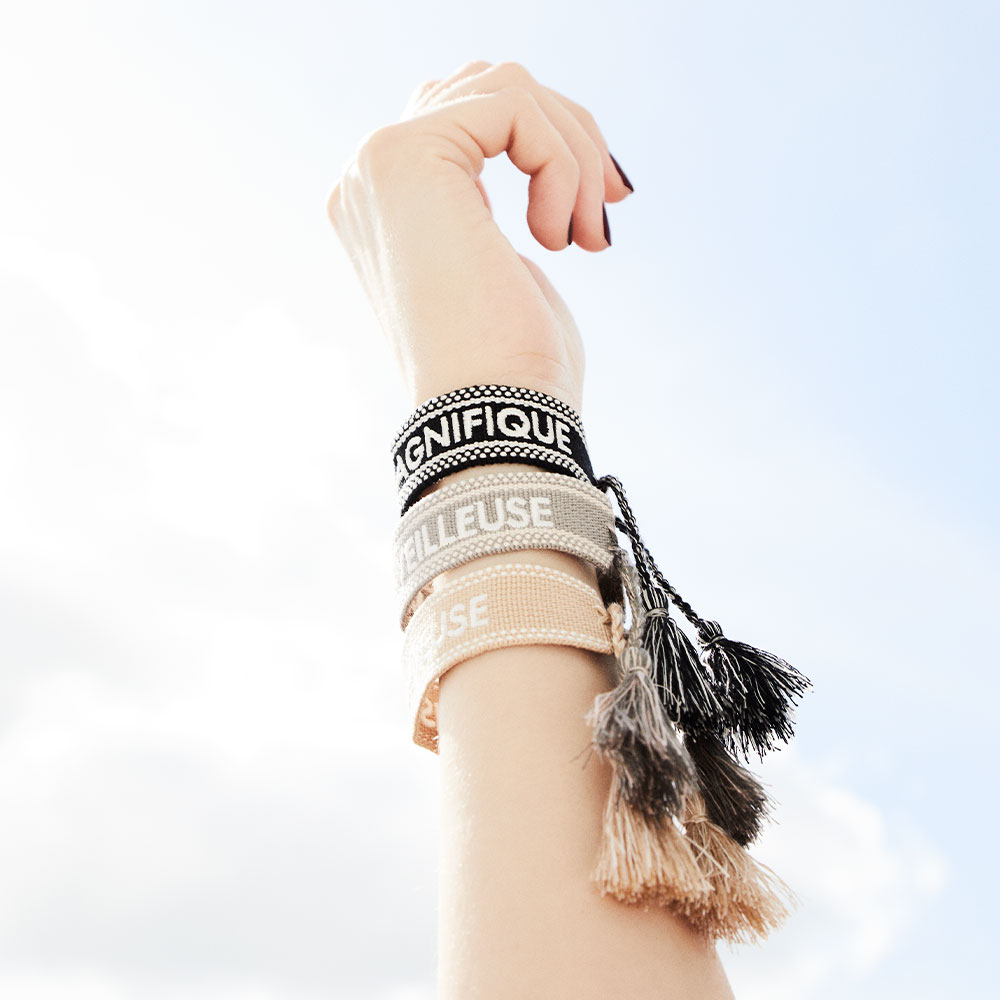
[680,790,796,943]
[589,597,711,909]
[591,765,712,909]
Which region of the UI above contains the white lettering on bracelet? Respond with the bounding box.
[398,404,575,477]
[402,494,555,572]
[432,593,489,646]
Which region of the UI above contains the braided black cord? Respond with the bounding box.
[598,474,709,631]
[597,478,656,596]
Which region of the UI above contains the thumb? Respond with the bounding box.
[516,252,585,388]
[475,177,493,216]
[517,253,567,318]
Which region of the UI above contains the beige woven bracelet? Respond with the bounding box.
[401,561,623,753]
[393,469,618,629]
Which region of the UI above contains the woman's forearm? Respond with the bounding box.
[419,464,735,1000]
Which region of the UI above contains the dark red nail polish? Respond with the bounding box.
[609,153,633,192]
[602,203,611,246]
[567,216,573,246]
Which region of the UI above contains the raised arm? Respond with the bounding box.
[327,59,735,1000]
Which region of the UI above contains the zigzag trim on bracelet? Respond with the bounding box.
[391,384,587,450]
[397,443,595,516]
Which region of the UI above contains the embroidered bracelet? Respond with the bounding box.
[388,383,812,942]
[393,469,620,630]
[391,384,599,516]
[401,561,619,754]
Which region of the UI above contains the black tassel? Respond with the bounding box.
[695,619,811,762]
[596,474,812,765]
[639,584,725,734]
[684,729,772,848]
[587,645,697,820]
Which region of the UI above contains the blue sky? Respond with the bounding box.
[0,1,996,997]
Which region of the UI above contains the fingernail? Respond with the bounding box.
[610,152,633,192]
[567,216,573,246]
[602,203,611,247]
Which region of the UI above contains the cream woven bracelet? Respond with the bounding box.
[393,469,619,629]
[401,561,623,753]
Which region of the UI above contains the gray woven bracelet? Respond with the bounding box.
[393,469,620,629]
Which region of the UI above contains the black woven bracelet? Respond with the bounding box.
[391,384,599,516]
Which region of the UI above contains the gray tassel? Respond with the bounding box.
[585,548,696,822]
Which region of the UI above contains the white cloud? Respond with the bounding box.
[0,212,957,1000]
[0,12,974,996]
[0,234,438,998]
[724,746,947,1000]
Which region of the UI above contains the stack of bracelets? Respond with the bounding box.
[390,384,812,944]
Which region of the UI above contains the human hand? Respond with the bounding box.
[326,59,633,416]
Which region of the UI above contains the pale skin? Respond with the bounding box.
[328,60,735,999]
